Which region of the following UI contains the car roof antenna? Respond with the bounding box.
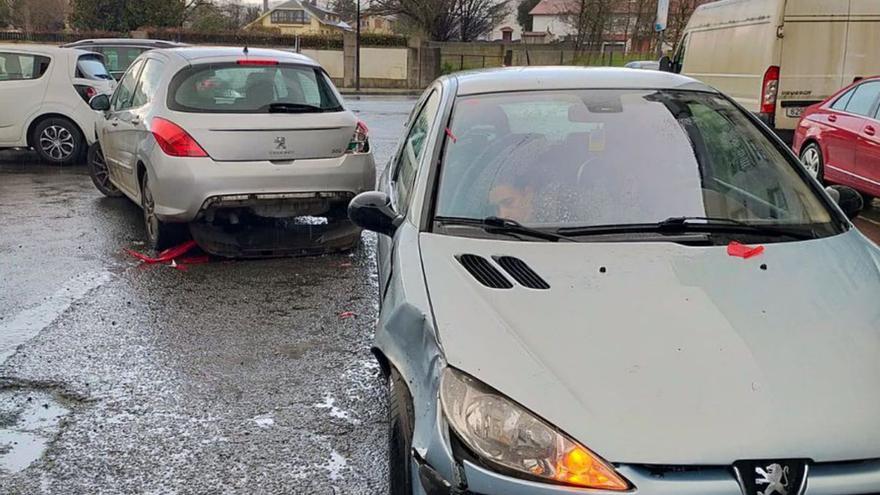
[243,45,249,55]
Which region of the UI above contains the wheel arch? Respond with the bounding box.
[26,113,86,149]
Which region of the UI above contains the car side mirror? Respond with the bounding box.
[659,56,673,73]
[89,94,110,112]
[348,191,403,237]
[826,185,864,219]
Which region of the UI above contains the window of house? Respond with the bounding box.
[271,9,308,24]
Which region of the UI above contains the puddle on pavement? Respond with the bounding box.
[0,389,70,473]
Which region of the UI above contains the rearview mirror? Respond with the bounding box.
[826,185,864,219]
[89,94,110,112]
[348,191,403,236]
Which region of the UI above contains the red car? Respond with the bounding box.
[793,76,880,203]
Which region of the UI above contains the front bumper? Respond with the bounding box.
[146,150,376,223]
[419,455,880,495]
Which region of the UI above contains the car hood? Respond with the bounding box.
[419,230,880,465]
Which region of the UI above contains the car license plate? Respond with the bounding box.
[786,107,805,118]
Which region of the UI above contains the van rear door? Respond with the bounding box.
[842,0,880,83]
[777,0,851,131]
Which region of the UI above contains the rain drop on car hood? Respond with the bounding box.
[419,230,880,465]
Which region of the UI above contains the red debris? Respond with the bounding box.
[339,311,357,319]
[445,127,458,143]
[338,262,353,268]
[125,240,210,270]
[727,241,765,259]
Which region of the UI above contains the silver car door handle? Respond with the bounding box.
[110,119,119,127]
[131,117,141,126]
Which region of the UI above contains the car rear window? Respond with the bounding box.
[0,53,50,81]
[76,55,113,81]
[167,63,342,113]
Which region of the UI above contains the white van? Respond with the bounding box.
[670,0,880,140]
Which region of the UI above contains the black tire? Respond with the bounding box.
[87,143,122,197]
[388,368,414,495]
[32,117,84,165]
[141,173,187,250]
[799,142,825,183]
[861,193,875,208]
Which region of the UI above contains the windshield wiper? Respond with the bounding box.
[435,216,572,242]
[557,216,817,240]
[267,103,325,113]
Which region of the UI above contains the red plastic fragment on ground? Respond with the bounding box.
[339,311,356,319]
[727,241,765,259]
[125,240,209,270]
[445,127,458,143]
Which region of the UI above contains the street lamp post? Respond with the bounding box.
[355,0,361,92]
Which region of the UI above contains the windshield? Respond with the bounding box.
[76,55,112,80]
[435,89,840,239]
[167,63,341,113]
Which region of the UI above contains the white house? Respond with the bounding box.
[489,10,523,42]
[529,0,577,40]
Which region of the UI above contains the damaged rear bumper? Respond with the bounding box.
[146,151,375,223]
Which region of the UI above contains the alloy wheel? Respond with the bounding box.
[39,125,75,161]
[91,147,111,188]
[142,178,159,242]
[801,146,821,179]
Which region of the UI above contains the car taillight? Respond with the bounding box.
[761,66,780,115]
[151,117,208,158]
[347,120,369,154]
[74,84,98,103]
[237,59,278,66]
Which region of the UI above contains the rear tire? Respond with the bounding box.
[32,117,84,165]
[799,143,824,183]
[861,193,875,208]
[388,368,414,495]
[87,143,122,197]
[141,173,187,250]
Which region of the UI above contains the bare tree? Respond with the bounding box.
[372,0,508,41]
[11,0,67,31]
[563,0,612,56]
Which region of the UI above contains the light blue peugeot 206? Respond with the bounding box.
[348,67,880,495]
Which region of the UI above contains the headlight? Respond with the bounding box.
[440,367,631,491]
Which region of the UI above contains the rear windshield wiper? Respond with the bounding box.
[266,103,325,113]
[557,216,818,240]
[435,216,572,242]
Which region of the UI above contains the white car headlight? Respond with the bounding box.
[440,367,631,491]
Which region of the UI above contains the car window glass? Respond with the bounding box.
[0,53,50,81]
[436,90,835,235]
[168,63,341,113]
[673,34,688,72]
[111,59,144,112]
[393,90,440,212]
[831,87,856,111]
[844,82,880,116]
[131,59,165,108]
[97,47,146,74]
[76,55,112,81]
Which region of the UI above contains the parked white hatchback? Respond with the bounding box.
[0,44,114,164]
[88,47,376,254]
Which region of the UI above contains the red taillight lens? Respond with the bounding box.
[347,120,369,154]
[761,65,780,115]
[74,84,98,103]
[151,117,208,157]
[236,59,279,66]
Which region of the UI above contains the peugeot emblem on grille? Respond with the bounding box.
[274,136,286,150]
[734,460,809,495]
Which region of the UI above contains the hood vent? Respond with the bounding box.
[456,254,513,289]
[494,256,550,290]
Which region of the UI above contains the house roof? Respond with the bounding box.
[529,0,578,16]
[246,0,351,30]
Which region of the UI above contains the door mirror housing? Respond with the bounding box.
[348,191,403,237]
[89,94,111,112]
[826,185,864,219]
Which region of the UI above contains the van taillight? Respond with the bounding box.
[151,117,208,157]
[346,120,369,154]
[74,84,98,103]
[761,66,780,115]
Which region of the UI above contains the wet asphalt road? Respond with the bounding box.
[3,95,880,495]
[0,97,415,494]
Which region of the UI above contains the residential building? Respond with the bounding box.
[489,10,522,42]
[246,0,351,35]
[358,12,395,35]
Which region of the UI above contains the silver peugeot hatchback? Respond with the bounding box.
[348,67,880,495]
[88,47,375,254]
